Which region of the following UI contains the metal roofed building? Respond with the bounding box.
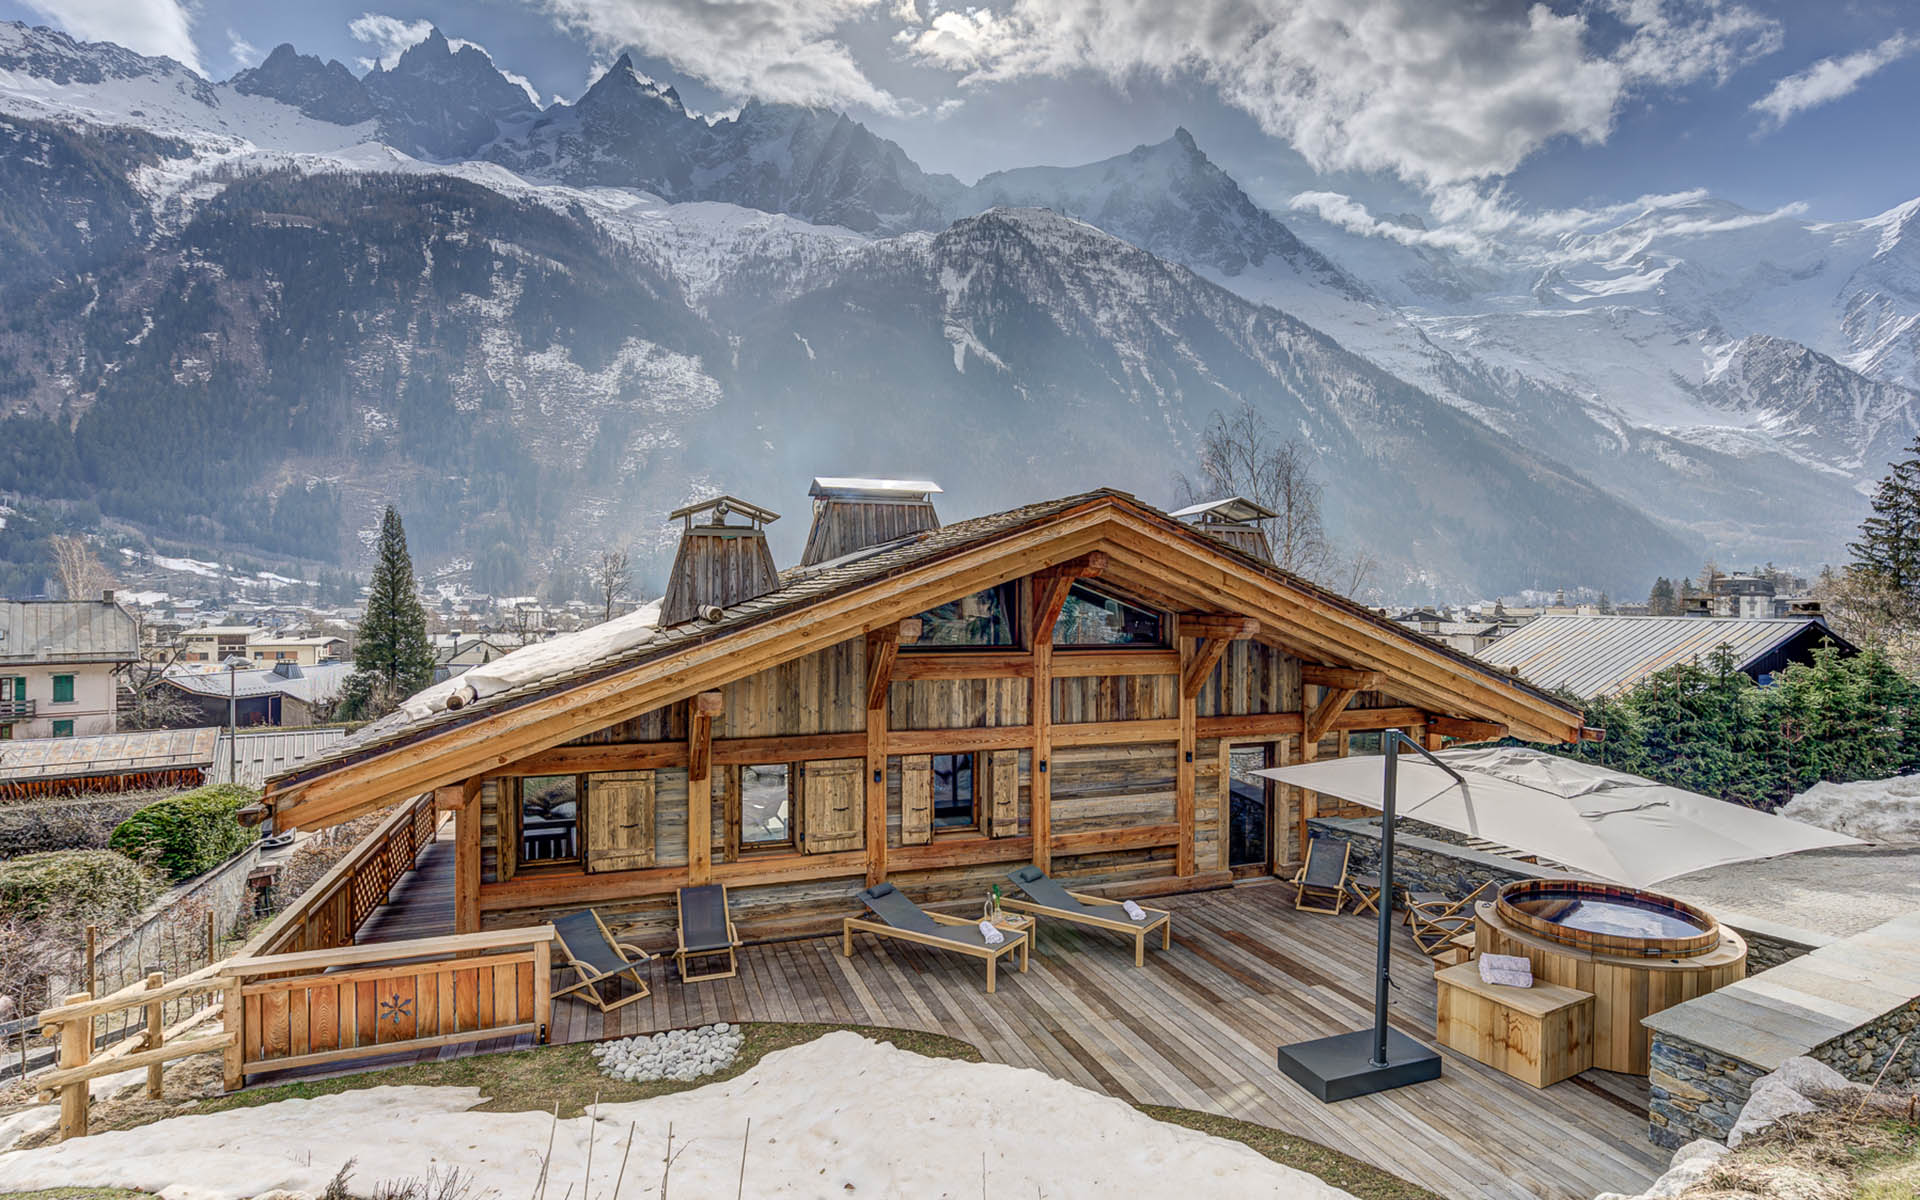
[1476,614,1857,699]
[1,597,139,739]
[158,661,355,727]
[0,726,219,798]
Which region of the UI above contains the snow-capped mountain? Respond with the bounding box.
[1,18,1915,595]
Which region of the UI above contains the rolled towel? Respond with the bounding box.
[979,920,1005,946]
[1122,900,1147,921]
[1478,952,1533,988]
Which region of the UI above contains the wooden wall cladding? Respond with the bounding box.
[1196,641,1301,718]
[719,638,867,739]
[567,703,684,746]
[1049,742,1176,834]
[888,677,1029,730]
[1051,673,1176,724]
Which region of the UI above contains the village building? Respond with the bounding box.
[179,625,347,666]
[158,660,354,727]
[256,486,1585,947]
[0,596,138,739]
[0,726,218,799]
[1476,613,1857,697]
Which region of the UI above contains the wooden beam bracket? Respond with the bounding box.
[1302,664,1384,691]
[1304,687,1360,744]
[1425,714,1507,744]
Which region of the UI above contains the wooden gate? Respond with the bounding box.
[221,927,552,1085]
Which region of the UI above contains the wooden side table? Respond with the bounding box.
[1435,962,1593,1088]
[988,911,1035,936]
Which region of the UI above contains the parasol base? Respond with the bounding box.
[1275,1028,1442,1102]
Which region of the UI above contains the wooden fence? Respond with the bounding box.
[221,928,552,1087]
[246,792,442,957]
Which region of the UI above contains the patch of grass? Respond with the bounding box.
[1698,1101,1920,1199]
[189,1023,983,1122]
[1141,1105,1442,1200]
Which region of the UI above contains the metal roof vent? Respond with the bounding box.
[1169,496,1277,561]
[660,495,782,627]
[800,477,942,567]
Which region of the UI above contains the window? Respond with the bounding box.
[740,764,795,849]
[931,753,976,830]
[51,675,75,703]
[518,774,580,864]
[51,720,74,737]
[1053,583,1165,647]
[907,583,1019,648]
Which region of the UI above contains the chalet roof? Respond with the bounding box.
[1168,497,1277,523]
[1476,615,1855,698]
[266,491,1583,819]
[0,600,138,665]
[0,726,219,784]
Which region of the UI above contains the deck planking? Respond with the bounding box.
[351,837,1664,1200]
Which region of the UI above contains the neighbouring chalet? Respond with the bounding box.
[255,485,1587,946]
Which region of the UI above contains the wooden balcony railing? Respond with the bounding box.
[244,792,443,958]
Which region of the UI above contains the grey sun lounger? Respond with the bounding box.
[672,884,743,983]
[552,909,654,1012]
[1001,866,1172,966]
[842,883,1029,993]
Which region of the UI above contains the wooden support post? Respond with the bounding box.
[1216,739,1232,872]
[687,691,722,886]
[206,910,217,963]
[1304,685,1361,745]
[454,780,482,934]
[143,973,164,1099]
[533,937,552,1044]
[57,991,89,1141]
[1296,734,1318,864]
[1175,619,1197,878]
[864,628,898,887]
[84,926,96,998]
[220,979,243,1093]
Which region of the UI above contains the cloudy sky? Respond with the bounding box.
[6,0,1916,233]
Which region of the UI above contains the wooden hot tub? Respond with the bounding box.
[1475,879,1747,1074]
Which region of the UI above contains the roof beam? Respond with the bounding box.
[1301,664,1383,691]
[1425,714,1506,744]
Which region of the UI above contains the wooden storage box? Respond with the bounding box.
[1435,962,1593,1088]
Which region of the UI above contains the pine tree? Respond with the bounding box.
[1848,437,1920,607]
[342,506,436,720]
[1647,577,1676,616]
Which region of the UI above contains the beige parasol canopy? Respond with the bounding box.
[1256,746,1861,888]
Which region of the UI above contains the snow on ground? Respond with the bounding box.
[1780,776,1920,845]
[0,1033,1354,1199]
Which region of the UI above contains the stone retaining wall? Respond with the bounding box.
[1647,1033,1765,1149]
[1811,997,1919,1089]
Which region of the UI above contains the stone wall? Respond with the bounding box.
[1648,1033,1765,1149]
[1812,997,1920,1089]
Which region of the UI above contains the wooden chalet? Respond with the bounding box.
[255,486,1584,947]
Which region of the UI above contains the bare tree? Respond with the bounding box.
[1175,403,1345,585]
[117,609,195,730]
[50,534,113,601]
[591,546,633,623]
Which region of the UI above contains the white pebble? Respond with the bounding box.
[594,1023,744,1084]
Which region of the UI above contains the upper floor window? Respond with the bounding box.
[518,774,580,864]
[1053,584,1165,647]
[51,674,75,704]
[932,752,976,830]
[907,582,1019,648]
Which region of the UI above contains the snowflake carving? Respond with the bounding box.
[378,992,413,1026]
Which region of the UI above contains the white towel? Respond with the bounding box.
[1478,953,1533,988]
[979,920,1005,946]
[1122,900,1147,921]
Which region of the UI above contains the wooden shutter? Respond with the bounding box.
[801,759,863,854]
[987,750,1019,837]
[585,772,656,873]
[900,755,932,845]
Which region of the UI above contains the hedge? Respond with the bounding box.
[0,849,160,923]
[108,783,261,880]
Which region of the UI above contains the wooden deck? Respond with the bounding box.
[352,834,1663,1200]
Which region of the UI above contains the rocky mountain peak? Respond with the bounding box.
[231,43,374,125]
[361,26,540,159]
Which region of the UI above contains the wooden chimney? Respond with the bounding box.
[1169,497,1278,561]
[659,495,782,627]
[799,477,942,567]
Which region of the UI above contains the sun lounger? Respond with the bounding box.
[1290,835,1351,914]
[672,884,743,984]
[552,909,653,1012]
[1001,866,1171,966]
[1406,881,1494,955]
[842,883,1029,993]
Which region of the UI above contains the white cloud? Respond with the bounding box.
[227,29,261,71]
[347,13,542,103]
[20,0,204,75]
[1751,32,1914,129]
[530,0,901,114]
[902,0,1779,189]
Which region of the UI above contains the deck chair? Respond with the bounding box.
[1001,866,1171,967]
[672,884,742,984]
[843,883,1029,993]
[1405,880,1495,955]
[1290,835,1351,914]
[552,909,654,1012]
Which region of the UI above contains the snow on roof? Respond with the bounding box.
[808,477,943,499]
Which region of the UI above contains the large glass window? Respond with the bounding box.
[932,753,976,830]
[907,583,1019,648]
[1053,583,1165,647]
[519,774,580,864]
[741,763,794,849]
